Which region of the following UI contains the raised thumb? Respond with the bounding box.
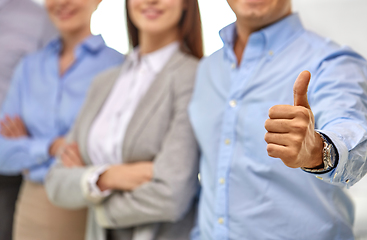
[293,70,311,109]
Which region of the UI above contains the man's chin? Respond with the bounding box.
[239,11,268,22]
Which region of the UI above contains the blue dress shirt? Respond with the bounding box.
[189,14,367,240]
[0,35,123,183]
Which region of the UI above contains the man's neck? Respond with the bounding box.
[233,12,292,64]
[233,20,255,65]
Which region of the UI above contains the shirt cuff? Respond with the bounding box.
[81,165,111,204]
[29,138,53,165]
[310,129,350,187]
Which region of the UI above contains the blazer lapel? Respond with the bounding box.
[122,50,186,161]
[79,62,131,164]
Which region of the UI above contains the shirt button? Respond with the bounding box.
[219,178,225,184]
[229,100,237,108]
[224,139,231,145]
[269,50,274,56]
[231,63,236,69]
[218,218,224,224]
[346,179,350,183]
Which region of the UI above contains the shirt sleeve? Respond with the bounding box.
[81,165,112,203]
[25,158,56,183]
[308,51,367,188]
[0,60,53,174]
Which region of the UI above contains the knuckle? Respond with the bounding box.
[264,119,270,130]
[264,133,271,143]
[267,144,277,158]
[266,144,273,153]
[268,107,274,117]
[268,106,278,117]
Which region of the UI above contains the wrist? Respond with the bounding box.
[301,131,337,174]
[303,132,324,169]
[97,169,113,191]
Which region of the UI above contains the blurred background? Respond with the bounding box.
[32,0,367,58]
[31,0,367,238]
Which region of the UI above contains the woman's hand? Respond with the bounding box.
[60,142,85,168]
[49,137,67,157]
[97,162,153,192]
[0,115,28,138]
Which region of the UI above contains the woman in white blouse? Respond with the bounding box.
[45,0,203,239]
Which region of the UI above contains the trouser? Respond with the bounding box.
[0,175,22,240]
[106,229,133,240]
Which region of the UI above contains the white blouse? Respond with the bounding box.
[88,42,179,166]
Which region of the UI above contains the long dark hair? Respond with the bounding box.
[125,0,204,59]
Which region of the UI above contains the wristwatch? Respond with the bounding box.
[301,131,338,174]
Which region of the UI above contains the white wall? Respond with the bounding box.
[90,0,236,55]
[89,0,367,58]
[32,0,367,58]
[293,0,367,58]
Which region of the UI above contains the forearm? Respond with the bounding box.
[45,160,91,209]
[96,163,153,192]
[0,136,53,173]
[94,177,199,228]
[307,55,367,187]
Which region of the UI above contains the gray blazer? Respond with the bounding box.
[45,50,200,240]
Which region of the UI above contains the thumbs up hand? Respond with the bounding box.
[264,71,324,169]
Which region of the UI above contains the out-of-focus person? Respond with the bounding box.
[45,0,202,239]
[0,0,123,239]
[0,0,56,239]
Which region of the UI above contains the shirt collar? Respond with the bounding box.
[128,41,180,73]
[47,34,106,55]
[220,13,305,62]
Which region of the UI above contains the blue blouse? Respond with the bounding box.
[0,34,123,183]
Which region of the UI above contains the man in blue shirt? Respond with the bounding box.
[189,1,367,239]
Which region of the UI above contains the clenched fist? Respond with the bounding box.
[264,71,324,169]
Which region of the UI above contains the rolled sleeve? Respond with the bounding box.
[81,165,112,205]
